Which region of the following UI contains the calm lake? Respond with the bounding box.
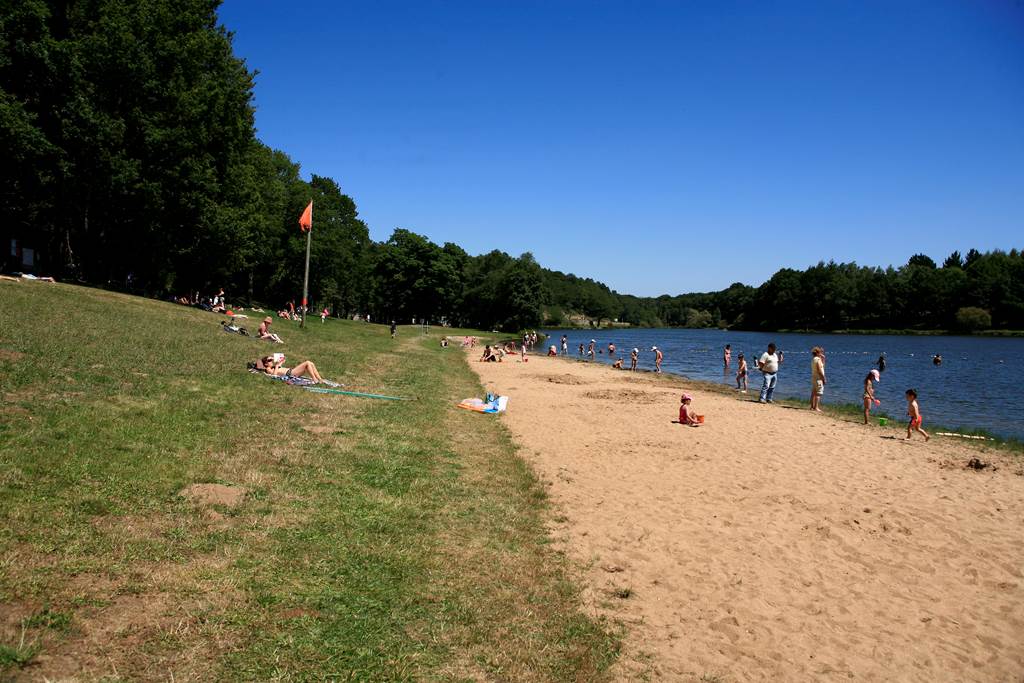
[542,328,1024,440]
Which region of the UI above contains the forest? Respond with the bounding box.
[3,2,1022,332]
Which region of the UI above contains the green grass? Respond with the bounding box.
[0,281,619,680]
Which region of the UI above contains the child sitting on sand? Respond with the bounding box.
[678,394,702,427]
[905,389,930,441]
[863,369,880,424]
[612,357,623,369]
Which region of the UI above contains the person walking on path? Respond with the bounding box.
[757,342,783,403]
[810,346,826,412]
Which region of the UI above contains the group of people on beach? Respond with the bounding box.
[719,342,930,441]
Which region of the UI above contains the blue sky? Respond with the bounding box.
[218,0,1024,296]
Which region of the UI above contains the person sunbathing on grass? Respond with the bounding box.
[259,355,323,383]
[258,316,284,344]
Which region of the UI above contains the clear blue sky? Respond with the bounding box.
[218,0,1024,297]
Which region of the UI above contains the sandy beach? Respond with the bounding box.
[467,350,1024,682]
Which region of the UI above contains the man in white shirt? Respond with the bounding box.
[757,342,784,403]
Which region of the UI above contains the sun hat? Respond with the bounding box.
[681,393,692,401]
[633,348,639,353]
[264,316,272,323]
[870,369,880,381]
[651,346,658,351]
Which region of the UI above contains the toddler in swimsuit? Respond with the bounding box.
[904,389,930,441]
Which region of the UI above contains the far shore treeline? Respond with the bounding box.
[3,2,1022,333]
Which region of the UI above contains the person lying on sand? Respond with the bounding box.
[678,394,702,427]
[259,354,323,383]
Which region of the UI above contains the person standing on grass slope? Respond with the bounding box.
[390,321,397,338]
[757,342,783,403]
[810,346,826,412]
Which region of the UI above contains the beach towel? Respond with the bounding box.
[457,396,508,414]
[248,368,341,388]
[304,387,409,401]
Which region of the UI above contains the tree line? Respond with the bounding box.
[3,2,1021,332]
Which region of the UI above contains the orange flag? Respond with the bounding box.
[298,201,312,232]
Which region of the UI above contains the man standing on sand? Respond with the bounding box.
[652,346,663,372]
[630,347,639,371]
[561,335,568,355]
[757,342,783,403]
[810,346,826,412]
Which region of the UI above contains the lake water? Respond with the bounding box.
[542,328,1024,440]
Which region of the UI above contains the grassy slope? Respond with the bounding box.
[0,282,618,681]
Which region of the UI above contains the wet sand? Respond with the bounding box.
[467,351,1024,682]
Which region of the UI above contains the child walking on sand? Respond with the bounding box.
[736,353,748,392]
[863,369,880,424]
[905,389,930,441]
[678,394,701,427]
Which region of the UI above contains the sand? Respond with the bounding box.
[467,351,1024,682]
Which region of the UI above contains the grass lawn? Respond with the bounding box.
[0,281,619,681]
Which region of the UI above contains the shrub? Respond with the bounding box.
[955,306,991,331]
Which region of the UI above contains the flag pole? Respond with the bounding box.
[300,199,312,329]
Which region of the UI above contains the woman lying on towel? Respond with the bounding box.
[258,354,323,383]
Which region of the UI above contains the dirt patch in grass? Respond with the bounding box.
[21,551,244,681]
[301,423,336,435]
[178,483,246,508]
[0,405,30,418]
[0,349,25,362]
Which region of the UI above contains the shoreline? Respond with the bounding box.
[467,347,1024,681]
[533,352,1024,451]
[540,326,1024,337]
